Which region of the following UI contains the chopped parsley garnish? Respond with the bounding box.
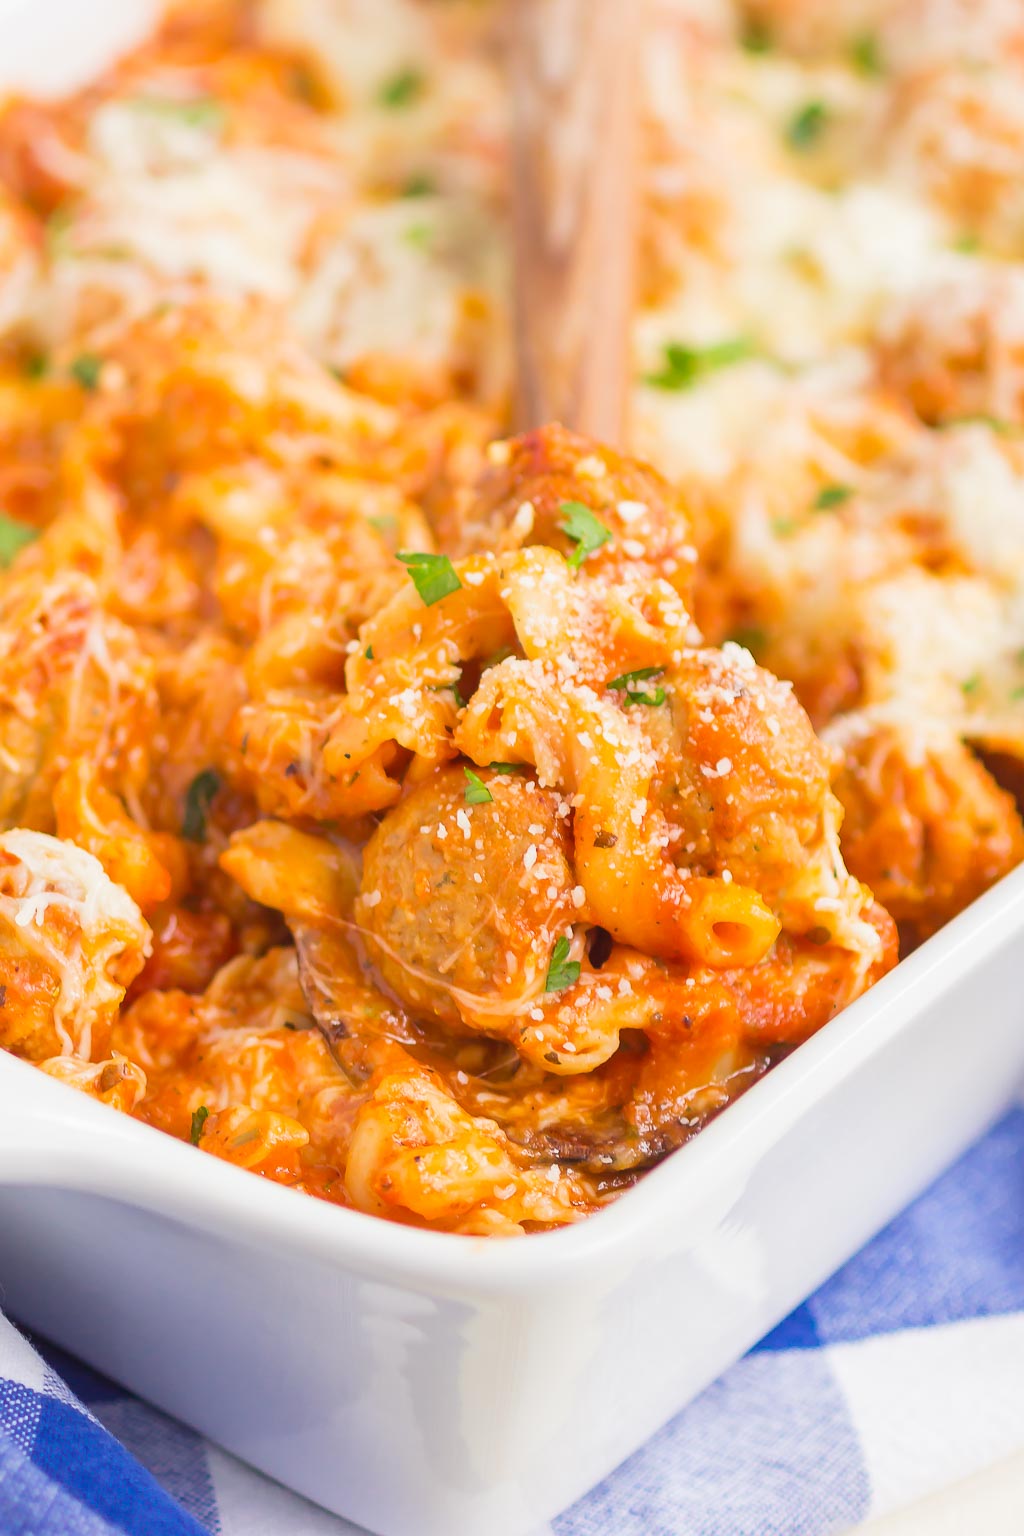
[22,352,48,380]
[558,501,612,568]
[403,222,432,249]
[135,96,225,132]
[644,337,753,391]
[488,762,521,774]
[0,514,39,568]
[396,550,462,605]
[288,62,320,104]
[379,68,425,109]
[463,767,493,805]
[772,516,797,537]
[364,645,374,660]
[952,232,980,254]
[45,205,73,256]
[189,1105,209,1145]
[430,678,466,708]
[182,769,221,842]
[402,173,435,197]
[941,414,1017,436]
[813,483,854,511]
[544,936,580,994]
[850,33,883,77]
[607,667,666,706]
[725,625,767,656]
[961,675,981,696]
[741,17,773,53]
[70,353,103,391]
[786,101,828,150]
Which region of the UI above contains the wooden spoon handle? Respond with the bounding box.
[509,0,640,443]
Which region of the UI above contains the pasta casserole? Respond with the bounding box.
[0,0,1014,1234]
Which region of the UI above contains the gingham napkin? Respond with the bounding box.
[3,1107,1024,1536]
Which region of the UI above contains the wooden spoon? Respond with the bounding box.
[506,5,668,1174]
[294,9,647,1165]
[509,0,641,443]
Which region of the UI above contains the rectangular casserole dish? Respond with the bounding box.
[2,864,1023,1536]
[2,5,1024,1533]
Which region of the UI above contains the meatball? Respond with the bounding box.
[0,829,150,1061]
[357,765,578,1029]
[438,423,697,606]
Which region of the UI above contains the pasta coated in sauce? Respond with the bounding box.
[0,0,1013,1233]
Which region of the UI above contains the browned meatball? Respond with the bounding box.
[356,764,578,1029]
[436,423,697,607]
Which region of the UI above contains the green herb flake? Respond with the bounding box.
[850,32,883,77]
[644,336,753,391]
[772,517,797,537]
[22,353,48,380]
[953,232,981,254]
[402,172,435,197]
[941,413,1016,436]
[786,100,828,151]
[379,68,425,109]
[364,645,374,660]
[607,667,667,706]
[488,762,521,774]
[403,222,432,249]
[961,675,981,696]
[182,769,221,842]
[544,936,580,994]
[558,501,612,568]
[189,1105,209,1145]
[463,767,493,806]
[70,353,103,392]
[396,550,462,606]
[288,61,320,104]
[725,626,767,656]
[429,677,466,708]
[813,483,854,511]
[1011,685,1024,701]
[741,18,773,53]
[0,514,39,568]
[135,95,225,132]
[45,205,74,257]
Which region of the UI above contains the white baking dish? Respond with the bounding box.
[0,0,157,97]
[3,6,1024,1533]
[2,865,1024,1536]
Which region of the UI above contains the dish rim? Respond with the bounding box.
[4,860,1023,1297]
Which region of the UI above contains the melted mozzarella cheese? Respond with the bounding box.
[0,830,150,1057]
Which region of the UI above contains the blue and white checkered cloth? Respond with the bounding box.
[3,1106,1024,1536]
